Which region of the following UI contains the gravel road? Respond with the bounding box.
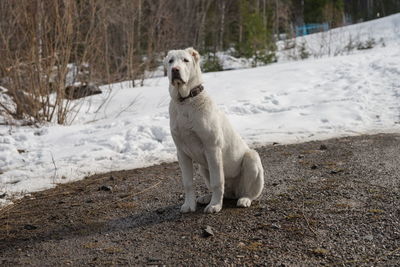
[0,133,399,266]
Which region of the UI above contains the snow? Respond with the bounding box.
[278,13,400,61]
[1,13,400,206]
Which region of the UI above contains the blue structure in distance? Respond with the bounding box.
[295,23,330,36]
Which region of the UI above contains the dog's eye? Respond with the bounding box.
[168,59,174,64]
[183,58,189,63]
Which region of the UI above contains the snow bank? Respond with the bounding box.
[278,13,400,60]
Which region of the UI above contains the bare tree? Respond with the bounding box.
[0,0,292,124]
[218,0,227,51]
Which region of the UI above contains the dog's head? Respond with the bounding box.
[164,47,202,100]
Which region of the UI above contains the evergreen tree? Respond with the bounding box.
[304,0,344,26]
[236,0,276,64]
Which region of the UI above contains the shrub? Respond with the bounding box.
[357,37,376,50]
[253,50,277,67]
[344,36,356,53]
[202,54,223,73]
[298,41,311,59]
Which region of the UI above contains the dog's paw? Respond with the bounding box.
[237,197,252,208]
[197,194,212,205]
[180,201,196,213]
[204,203,222,213]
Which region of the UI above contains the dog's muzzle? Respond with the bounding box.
[171,68,184,85]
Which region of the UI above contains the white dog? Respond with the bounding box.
[165,47,264,213]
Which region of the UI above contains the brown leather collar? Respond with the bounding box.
[179,84,204,102]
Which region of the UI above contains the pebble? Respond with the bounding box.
[271,223,281,229]
[364,235,373,241]
[203,225,214,237]
[98,185,112,192]
[147,257,162,263]
[156,208,165,214]
[311,164,318,170]
[23,224,37,230]
[319,144,328,150]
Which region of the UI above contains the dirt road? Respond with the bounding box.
[1,133,399,266]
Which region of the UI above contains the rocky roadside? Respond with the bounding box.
[0,133,399,266]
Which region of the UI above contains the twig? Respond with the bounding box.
[66,98,85,125]
[50,151,58,184]
[0,198,23,216]
[0,102,15,115]
[111,180,163,204]
[295,187,319,237]
[114,94,140,119]
[94,85,114,115]
[301,200,319,237]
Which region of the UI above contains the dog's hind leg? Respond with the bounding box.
[197,165,212,205]
[236,150,264,208]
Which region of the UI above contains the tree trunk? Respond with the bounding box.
[275,0,279,35]
[218,0,226,51]
[263,0,267,28]
[197,0,212,51]
[292,0,304,27]
[137,0,142,53]
[36,1,43,71]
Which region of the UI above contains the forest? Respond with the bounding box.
[0,0,399,123]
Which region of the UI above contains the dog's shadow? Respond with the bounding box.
[110,198,243,231]
[0,199,250,255]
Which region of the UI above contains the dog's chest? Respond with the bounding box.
[170,108,207,165]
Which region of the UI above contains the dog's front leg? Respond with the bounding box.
[177,150,196,213]
[204,147,224,213]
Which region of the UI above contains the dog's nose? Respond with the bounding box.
[172,67,180,74]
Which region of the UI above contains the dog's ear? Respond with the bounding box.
[186,47,200,62]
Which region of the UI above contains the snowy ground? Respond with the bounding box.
[278,12,400,61]
[1,14,400,206]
